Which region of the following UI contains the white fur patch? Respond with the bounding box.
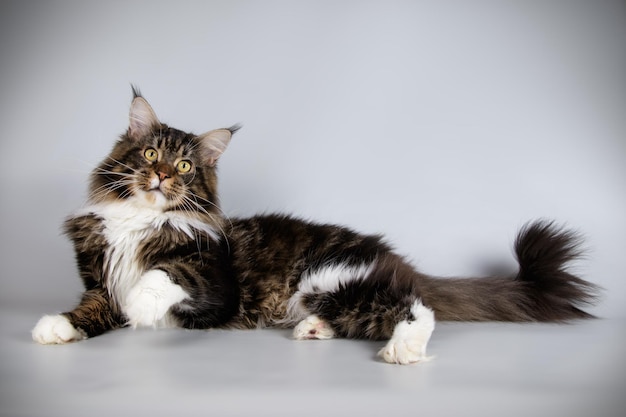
[124,269,189,328]
[379,300,436,365]
[31,314,85,345]
[284,262,375,325]
[293,315,335,340]
[73,199,218,308]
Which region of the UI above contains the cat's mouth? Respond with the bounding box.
[147,177,170,196]
[140,187,170,208]
[138,177,175,207]
[149,187,166,197]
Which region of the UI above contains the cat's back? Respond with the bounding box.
[226,213,390,273]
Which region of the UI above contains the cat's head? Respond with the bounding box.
[89,87,239,219]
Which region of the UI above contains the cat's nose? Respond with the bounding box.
[155,164,174,181]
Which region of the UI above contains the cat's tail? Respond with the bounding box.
[419,220,600,322]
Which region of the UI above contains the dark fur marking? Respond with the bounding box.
[44,92,600,345]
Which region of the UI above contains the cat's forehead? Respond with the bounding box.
[148,126,196,153]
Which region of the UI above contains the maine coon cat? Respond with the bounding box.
[32,88,598,364]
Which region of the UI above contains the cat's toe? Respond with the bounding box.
[293,315,335,340]
[32,314,85,345]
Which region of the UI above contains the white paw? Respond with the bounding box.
[379,301,435,365]
[293,315,335,340]
[32,315,85,345]
[123,269,189,328]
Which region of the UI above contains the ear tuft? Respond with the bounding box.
[227,123,243,135]
[197,129,234,166]
[131,84,142,99]
[128,90,159,139]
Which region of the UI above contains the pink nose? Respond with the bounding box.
[155,163,174,181]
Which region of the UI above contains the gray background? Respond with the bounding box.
[1,1,625,416]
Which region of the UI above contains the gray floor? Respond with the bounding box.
[2,305,624,417]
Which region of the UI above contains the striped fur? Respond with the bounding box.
[32,89,599,364]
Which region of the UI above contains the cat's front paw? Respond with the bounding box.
[32,315,85,345]
[124,269,189,328]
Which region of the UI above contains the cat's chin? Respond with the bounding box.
[133,189,170,210]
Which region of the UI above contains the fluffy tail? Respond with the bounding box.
[420,221,599,322]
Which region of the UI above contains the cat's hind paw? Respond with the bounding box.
[378,301,435,365]
[293,315,335,340]
[32,314,85,345]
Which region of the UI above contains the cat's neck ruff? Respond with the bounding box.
[76,198,221,241]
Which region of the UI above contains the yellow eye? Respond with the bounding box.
[176,160,192,173]
[144,148,158,162]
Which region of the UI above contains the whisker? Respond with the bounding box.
[88,178,135,202]
[93,167,136,177]
[177,193,230,251]
[175,195,221,253]
[187,190,232,225]
[89,179,127,198]
[105,157,142,174]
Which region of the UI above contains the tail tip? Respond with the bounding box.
[514,219,600,321]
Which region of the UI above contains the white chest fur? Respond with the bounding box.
[83,202,166,307]
[75,200,219,309]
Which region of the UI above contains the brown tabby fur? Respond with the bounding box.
[36,88,599,347]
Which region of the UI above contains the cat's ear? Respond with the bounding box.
[196,128,234,166]
[128,94,160,140]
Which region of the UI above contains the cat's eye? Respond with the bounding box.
[144,148,158,162]
[176,160,192,173]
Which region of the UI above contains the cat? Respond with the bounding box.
[31,87,599,364]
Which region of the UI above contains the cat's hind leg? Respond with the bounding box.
[378,300,435,365]
[292,256,436,364]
